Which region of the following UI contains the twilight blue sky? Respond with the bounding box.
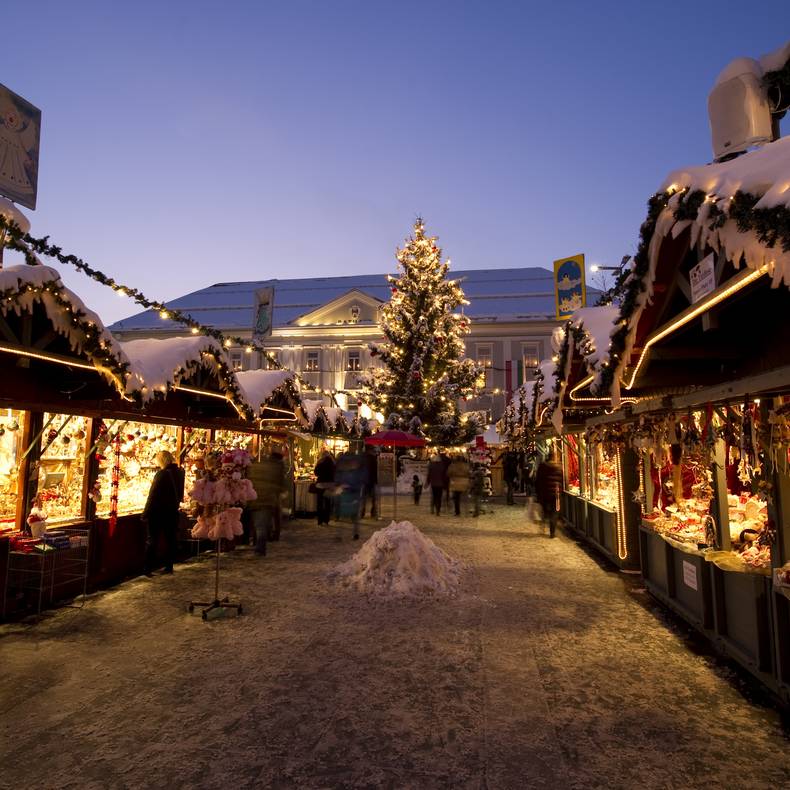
[4,1,788,323]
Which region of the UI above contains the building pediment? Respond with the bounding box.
[291,289,382,327]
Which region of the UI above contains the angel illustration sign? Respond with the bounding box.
[553,253,586,320]
[0,84,41,210]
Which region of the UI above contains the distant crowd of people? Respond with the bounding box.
[140,440,566,575]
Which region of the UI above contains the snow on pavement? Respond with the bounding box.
[0,501,788,789]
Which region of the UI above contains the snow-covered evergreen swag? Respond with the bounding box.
[361,219,482,445]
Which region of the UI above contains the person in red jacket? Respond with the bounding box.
[535,450,563,538]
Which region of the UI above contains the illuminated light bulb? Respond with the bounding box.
[159,310,169,320]
[224,339,231,348]
[245,346,253,353]
[191,327,199,334]
[117,288,127,297]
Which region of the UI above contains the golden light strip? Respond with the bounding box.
[172,385,248,419]
[615,449,628,560]
[0,342,102,372]
[622,265,769,391]
[567,373,637,407]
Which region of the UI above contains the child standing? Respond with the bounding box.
[411,474,423,505]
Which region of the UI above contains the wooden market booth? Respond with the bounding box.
[0,269,267,618]
[591,138,790,700]
[550,306,643,571]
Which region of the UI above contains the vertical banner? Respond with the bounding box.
[505,360,512,403]
[0,84,41,210]
[516,359,523,386]
[553,254,586,320]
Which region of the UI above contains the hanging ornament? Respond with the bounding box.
[0,427,5,436]
[47,428,58,442]
[62,434,71,445]
[74,428,86,440]
[185,426,193,434]
[8,420,18,431]
[357,399,363,407]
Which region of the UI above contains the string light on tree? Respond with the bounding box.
[361,217,482,445]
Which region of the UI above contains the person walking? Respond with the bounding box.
[447,454,471,516]
[426,453,448,516]
[333,449,368,540]
[535,450,563,538]
[246,448,287,556]
[361,445,379,519]
[411,474,423,505]
[314,449,335,526]
[503,449,519,506]
[143,450,185,576]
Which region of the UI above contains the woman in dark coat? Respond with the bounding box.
[535,451,563,538]
[426,453,448,516]
[143,450,185,575]
[313,450,336,526]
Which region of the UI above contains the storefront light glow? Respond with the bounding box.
[615,450,628,560]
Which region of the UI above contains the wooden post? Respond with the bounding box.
[711,438,731,551]
[392,450,397,521]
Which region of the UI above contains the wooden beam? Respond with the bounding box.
[0,313,18,343]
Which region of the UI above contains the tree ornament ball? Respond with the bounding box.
[412,371,421,380]
[357,399,363,407]
[47,429,58,442]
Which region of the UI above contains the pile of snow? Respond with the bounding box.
[328,520,462,598]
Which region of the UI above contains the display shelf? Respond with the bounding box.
[2,528,90,618]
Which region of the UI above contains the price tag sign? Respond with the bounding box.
[682,559,698,591]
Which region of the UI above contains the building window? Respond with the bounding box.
[230,351,242,371]
[476,343,493,389]
[347,349,361,371]
[521,342,540,380]
[305,350,320,372]
[349,305,360,323]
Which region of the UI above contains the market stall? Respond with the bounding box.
[0,262,132,616]
[533,305,642,569]
[589,132,790,697]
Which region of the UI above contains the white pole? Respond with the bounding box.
[392,449,397,521]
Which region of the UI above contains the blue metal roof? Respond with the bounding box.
[110,268,599,332]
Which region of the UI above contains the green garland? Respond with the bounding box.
[0,214,339,403]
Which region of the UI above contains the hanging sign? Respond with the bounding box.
[553,254,586,320]
[689,253,716,304]
[0,84,41,210]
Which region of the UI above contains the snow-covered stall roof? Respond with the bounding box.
[122,336,251,417]
[570,305,620,378]
[234,369,298,413]
[603,133,790,400]
[0,198,31,235]
[537,359,559,404]
[0,264,130,393]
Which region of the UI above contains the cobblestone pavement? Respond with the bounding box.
[1,500,788,789]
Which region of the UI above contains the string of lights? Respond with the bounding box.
[0,214,339,404]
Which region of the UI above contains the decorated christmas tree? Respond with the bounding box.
[362,218,482,445]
